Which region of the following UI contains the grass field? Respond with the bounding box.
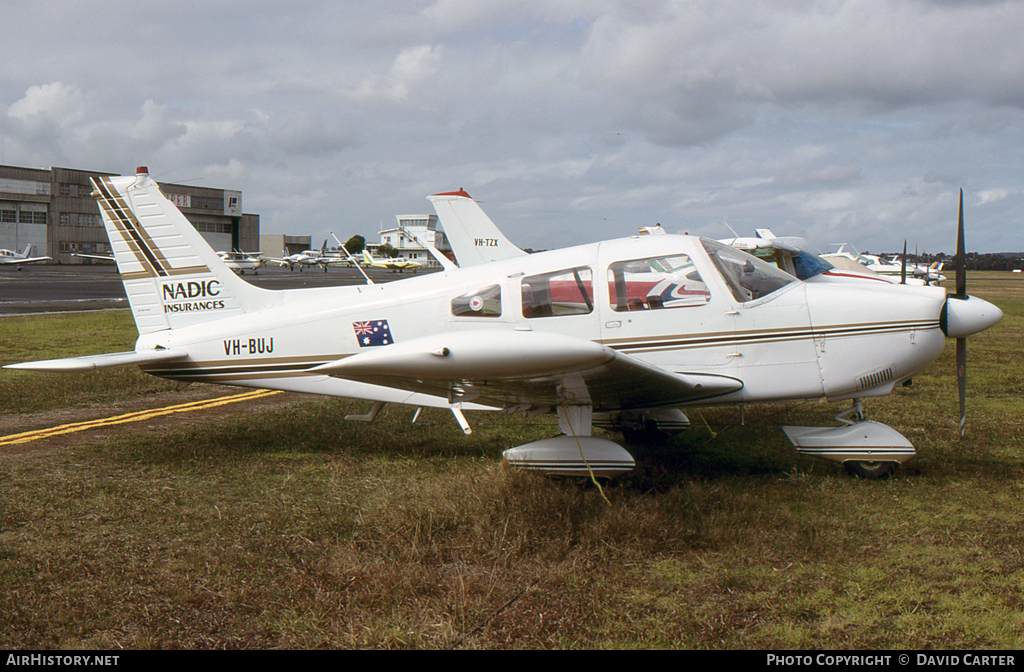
[1,274,1022,649]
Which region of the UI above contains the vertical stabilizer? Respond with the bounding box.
[91,167,273,334]
[428,189,526,267]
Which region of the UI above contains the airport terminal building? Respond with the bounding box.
[0,164,259,263]
[371,214,453,269]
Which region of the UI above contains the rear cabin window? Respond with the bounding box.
[607,254,710,312]
[451,284,502,317]
[521,267,594,318]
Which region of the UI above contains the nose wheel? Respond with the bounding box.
[844,459,897,479]
[783,398,911,479]
[836,399,898,479]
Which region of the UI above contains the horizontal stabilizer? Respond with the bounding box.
[4,349,188,373]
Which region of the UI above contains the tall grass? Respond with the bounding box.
[0,311,176,415]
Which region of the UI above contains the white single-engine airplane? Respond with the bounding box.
[5,168,1004,480]
[217,250,265,275]
[0,245,51,268]
[824,245,946,286]
[718,229,933,286]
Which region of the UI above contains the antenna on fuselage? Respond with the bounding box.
[331,232,374,285]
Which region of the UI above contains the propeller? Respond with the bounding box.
[937,189,1003,437]
[955,190,967,437]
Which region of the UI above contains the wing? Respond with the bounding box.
[311,329,742,411]
[72,253,115,261]
[1,256,51,265]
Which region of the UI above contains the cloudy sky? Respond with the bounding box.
[2,0,1023,255]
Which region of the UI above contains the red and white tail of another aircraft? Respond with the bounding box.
[427,189,527,267]
[5,169,1004,480]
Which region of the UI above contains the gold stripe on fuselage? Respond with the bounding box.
[602,319,940,354]
[135,319,939,383]
[140,353,350,383]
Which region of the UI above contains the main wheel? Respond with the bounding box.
[844,460,898,479]
[620,420,670,447]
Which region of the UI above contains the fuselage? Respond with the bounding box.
[137,233,949,411]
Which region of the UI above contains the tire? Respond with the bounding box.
[621,420,670,447]
[844,460,898,479]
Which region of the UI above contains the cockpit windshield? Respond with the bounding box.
[701,238,796,302]
[790,250,834,280]
[746,246,834,280]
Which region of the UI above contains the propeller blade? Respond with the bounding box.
[956,189,966,299]
[901,240,907,284]
[957,337,967,437]
[955,189,967,436]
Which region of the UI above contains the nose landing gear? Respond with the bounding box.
[783,399,911,479]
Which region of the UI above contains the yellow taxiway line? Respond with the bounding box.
[0,389,282,447]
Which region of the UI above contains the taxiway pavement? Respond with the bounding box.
[0,263,431,315]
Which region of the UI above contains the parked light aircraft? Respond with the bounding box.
[217,250,265,275]
[361,249,422,272]
[719,229,932,286]
[824,244,946,286]
[5,169,1003,480]
[895,258,946,285]
[0,245,50,268]
[269,242,334,272]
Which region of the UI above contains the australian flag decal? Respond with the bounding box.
[353,320,394,347]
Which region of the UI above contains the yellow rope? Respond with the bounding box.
[1,390,281,447]
[559,405,612,507]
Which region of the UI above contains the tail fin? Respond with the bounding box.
[428,189,526,267]
[20,245,32,258]
[362,250,375,265]
[90,167,273,335]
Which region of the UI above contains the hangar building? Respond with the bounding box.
[0,163,259,263]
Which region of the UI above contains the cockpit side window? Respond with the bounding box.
[607,254,710,312]
[451,284,502,317]
[521,267,594,318]
[701,238,796,302]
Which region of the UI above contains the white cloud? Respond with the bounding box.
[2,1,1024,252]
[350,44,444,102]
[977,188,1013,205]
[132,100,186,146]
[7,82,84,125]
